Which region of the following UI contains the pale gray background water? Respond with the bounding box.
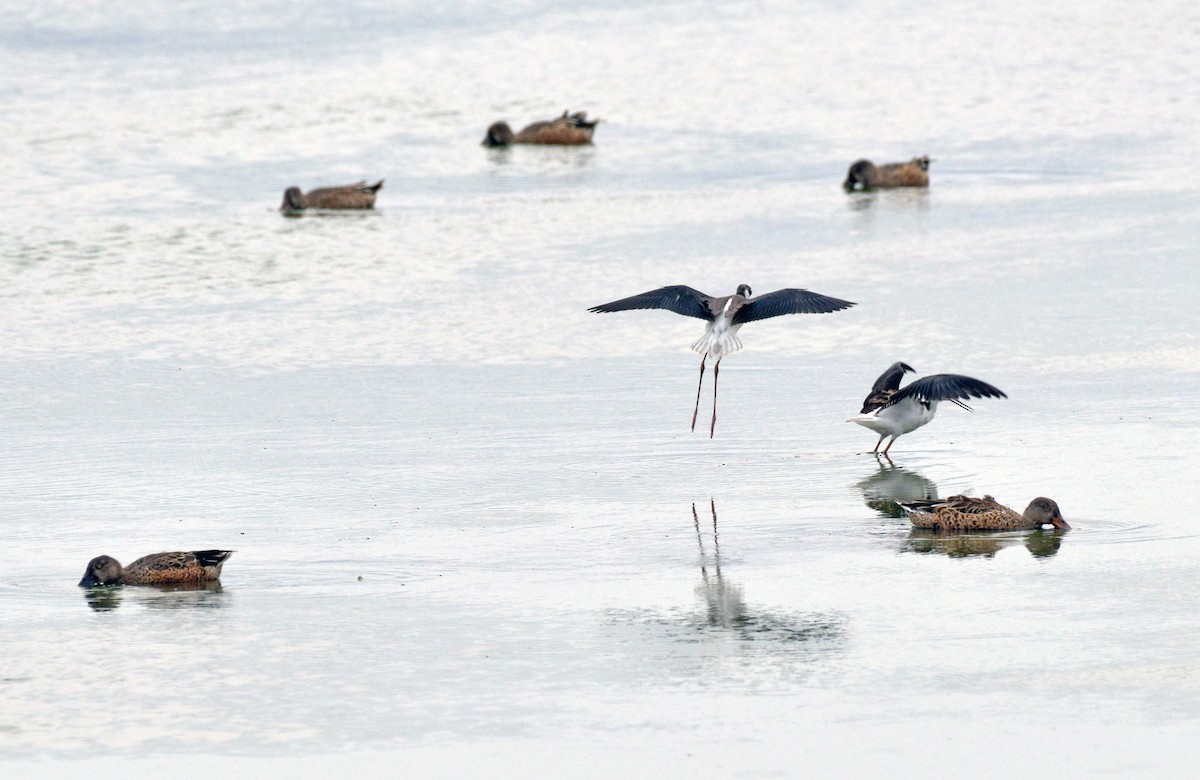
[2,0,1199,776]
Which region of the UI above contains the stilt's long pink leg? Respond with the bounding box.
[710,359,721,438]
[691,356,707,432]
[881,436,897,455]
[873,434,885,453]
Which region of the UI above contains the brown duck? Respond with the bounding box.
[899,495,1069,532]
[482,110,601,147]
[78,550,233,586]
[280,179,383,212]
[843,156,930,191]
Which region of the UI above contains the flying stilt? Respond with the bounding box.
[588,284,856,436]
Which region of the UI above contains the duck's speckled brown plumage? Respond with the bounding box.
[899,495,1068,532]
[280,180,383,212]
[482,110,601,147]
[844,156,931,191]
[79,550,233,587]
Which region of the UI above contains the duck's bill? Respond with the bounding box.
[1052,516,1071,530]
[78,574,100,587]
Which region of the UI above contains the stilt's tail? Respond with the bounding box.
[690,332,743,357]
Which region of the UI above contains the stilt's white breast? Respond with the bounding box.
[848,398,938,436]
[884,398,939,435]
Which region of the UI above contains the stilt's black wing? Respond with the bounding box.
[887,374,1006,411]
[588,286,715,321]
[732,289,856,324]
[860,361,915,412]
[870,362,916,396]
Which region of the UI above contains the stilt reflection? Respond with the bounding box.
[857,458,939,518]
[689,500,843,643]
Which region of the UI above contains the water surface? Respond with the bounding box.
[2,0,1199,776]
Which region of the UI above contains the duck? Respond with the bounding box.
[843,156,930,191]
[78,550,234,587]
[899,495,1070,532]
[280,180,383,212]
[846,362,1006,456]
[482,110,601,147]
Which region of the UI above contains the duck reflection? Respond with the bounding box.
[846,186,931,214]
[83,587,123,612]
[279,208,381,220]
[83,581,229,612]
[904,528,1066,559]
[689,500,843,643]
[857,459,939,518]
[485,145,596,171]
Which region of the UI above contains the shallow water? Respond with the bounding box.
[3,0,1200,776]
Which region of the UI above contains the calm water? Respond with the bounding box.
[2,0,1199,776]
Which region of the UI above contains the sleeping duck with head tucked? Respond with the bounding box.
[482,110,602,147]
[843,156,931,191]
[280,180,383,213]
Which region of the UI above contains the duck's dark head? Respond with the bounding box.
[1025,497,1069,530]
[482,122,515,147]
[736,284,753,298]
[280,187,305,212]
[843,159,876,191]
[913,156,932,171]
[79,555,123,587]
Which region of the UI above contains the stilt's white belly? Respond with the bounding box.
[691,317,743,359]
[850,399,939,436]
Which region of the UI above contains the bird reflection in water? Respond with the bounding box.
[484,145,596,172]
[83,581,229,612]
[857,458,940,518]
[904,528,1066,558]
[693,500,744,630]
[690,500,842,643]
[846,186,931,214]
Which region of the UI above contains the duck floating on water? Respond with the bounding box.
[280,180,384,212]
[844,156,931,191]
[78,550,234,586]
[899,495,1069,532]
[482,110,601,147]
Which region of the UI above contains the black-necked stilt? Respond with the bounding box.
[589,284,856,436]
[843,156,931,191]
[846,361,1006,456]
